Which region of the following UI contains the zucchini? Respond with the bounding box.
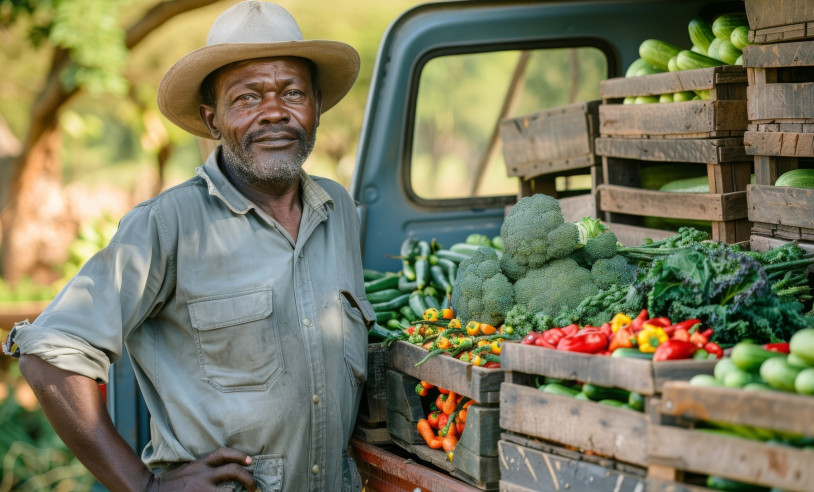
[430,264,453,294]
[730,25,751,50]
[540,383,579,398]
[368,288,407,304]
[374,310,398,322]
[775,169,814,189]
[398,275,419,292]
[688,17,715,55]
[639,39,682,72]
[581,383,630,402]
[408,290,429,319]
[716,39,742,65]
[760,357,803,392]
[423,294,441,311]
[371,292,412,312]
[712,13,749,41]
[676,50,725,71]
[365,274,401,293]
[730,342,783,373]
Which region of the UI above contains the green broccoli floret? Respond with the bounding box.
[503,304,535,337]
[591,254,637,291]
[512,257,600,318]
[499,194,579,281]
[573,217,619,266]
[451,246,514,326]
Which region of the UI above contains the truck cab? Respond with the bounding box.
[107,0,744,480]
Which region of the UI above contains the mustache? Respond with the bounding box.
[243,126,306,147]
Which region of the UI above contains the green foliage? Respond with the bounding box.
[450,246,514,326]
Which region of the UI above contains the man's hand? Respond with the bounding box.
[147,448,258,491]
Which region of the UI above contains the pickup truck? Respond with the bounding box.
[105,0,751,484]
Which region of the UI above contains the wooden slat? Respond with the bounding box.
[559,193,599,223]
[747,83,814,122]
[745,130,814,157]
[500,343,716,396]
[599,66,745,99]
[598,184,748,221]
[606,222,676,247]
[595,137,747,164]
[750,235,814,255]
[499,382,649,466]
[742,40,814,68]
[744,0,814,31]
[747,184,814,229]
[350,438,481,492]
[648,425,814,492]
[600,100,748,138]
[660,381,814,437]
[387,340,504,404]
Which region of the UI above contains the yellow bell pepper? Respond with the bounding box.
[610,313,632,333]
[637,325,668,353]
[448,318,462,329]
[424,308,441,321]
[465,320,481,336]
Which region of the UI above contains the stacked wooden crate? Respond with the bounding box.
[352,343,391,445]
[647,381,814,491]
[385,340,504,490]
[595,66,753,246]
[500,101,602,222]
[498,343,717,492]
[742,0,814,250]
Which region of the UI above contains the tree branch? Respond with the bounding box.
[126,0,222,48]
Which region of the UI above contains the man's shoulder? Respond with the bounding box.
[308,175,353,203]
[138,175,209,210]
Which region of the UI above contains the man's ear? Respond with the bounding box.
[199,105,221,140]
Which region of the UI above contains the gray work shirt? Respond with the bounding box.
[4,148,374,491]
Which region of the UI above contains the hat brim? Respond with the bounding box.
[157,40,360,139]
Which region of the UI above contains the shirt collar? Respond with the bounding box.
[196,146,334,218]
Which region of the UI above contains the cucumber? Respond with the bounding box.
[449,243,484,256]
[659,93,674,103]
[635,95,659,104]
[794,368,814,395]
[634,63,665,76]
[625,58,652,77]
[742,382,774,392]
[775,169,814,189]
[673,91,696,102]
[408,290,429,319]
[623,96,636,105]
[597,399,627,408]
[714,357,739,382]
[706,38,724,61]
[367,288,407,304]
[676,50,725,71]
[611,348,653,359]
[639,39,682,71]
[365,274,401,293]
[730,25,751,51]
[735,54,743,66]
[712,13,749,41]
[690,374,723,387]
[581,383,630,402]
[364,269,386,281]
[434,249,470,264]
[706,475,770,491]
[790,328,814,364]
[688,17,715,55]
[724,369,756,388]
[374,310,398,322]
[760,357,803,392]
[371,292,412,312]
[787,352,814,369]
[574,392,591,401]
[660,176,710,193]
[628,391,645,411]
[667,56,679,72]
[730,342,784,373]
[541,383,579,398]
[398,275,419,292]
[716,39,742,65]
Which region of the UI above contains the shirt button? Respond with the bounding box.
[312,465,319,474]
[303,317,312,326]
[313,395,319,404]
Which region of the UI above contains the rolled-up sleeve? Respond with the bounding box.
[3,203,175,383]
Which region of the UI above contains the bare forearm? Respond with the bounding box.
[19,354,154,492]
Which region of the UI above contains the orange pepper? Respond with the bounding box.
[480,324,497,335]
[441,308,455,319]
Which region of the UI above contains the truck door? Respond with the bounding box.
[351,0,740,272]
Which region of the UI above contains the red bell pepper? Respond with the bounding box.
[646,317,672,328]
[671,328,690,342]
[556,331,608,353]
[599,322,613,338]
[561,324,580,338]
[763,342,790,354]
[534,337,556,349]
[521,332,542,345]
[672,318,701,332]
[704,342,723,359]
[608,326,635,352]
[689,331,708,348]
[630,309,648,333]
[653,339,698,361]
[542,328,565,346]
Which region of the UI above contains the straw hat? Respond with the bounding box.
[157,1,360,139]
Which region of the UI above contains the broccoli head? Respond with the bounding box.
[499,194,579,281]
[591,254,637,291]
[574,217,619,266]
[512,257,600,318]
[451,246,514,326]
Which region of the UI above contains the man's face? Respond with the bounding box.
[200,57,321,188]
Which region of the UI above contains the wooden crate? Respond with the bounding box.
[498,433,712,492]
[742,39,814,241]
[386,369,501,490]
[599,66,748,139]
[387,340,505,404]
[648,381,814,491]
[745,0,814,43]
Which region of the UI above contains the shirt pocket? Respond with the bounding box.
[188,287,283,392]
[339,291,373,389]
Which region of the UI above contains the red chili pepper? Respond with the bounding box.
[630,309,648,333]
[556,331,608,353]
[534,337,556,350]
[700,328,714,339]
[672,319,701,331]
[542,328,565,346]
[561,324,580,337]
[653,339,698,361]
[704,342,723,359]
[646,317,672,328]
[521,332,542,345]
[763,342,791,354]
[689,331,708,348]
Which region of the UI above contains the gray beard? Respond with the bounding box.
[221,127,316,188]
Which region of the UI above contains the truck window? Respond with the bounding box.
[411,47,607,200]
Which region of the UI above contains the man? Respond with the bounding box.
[2,2,373,490]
